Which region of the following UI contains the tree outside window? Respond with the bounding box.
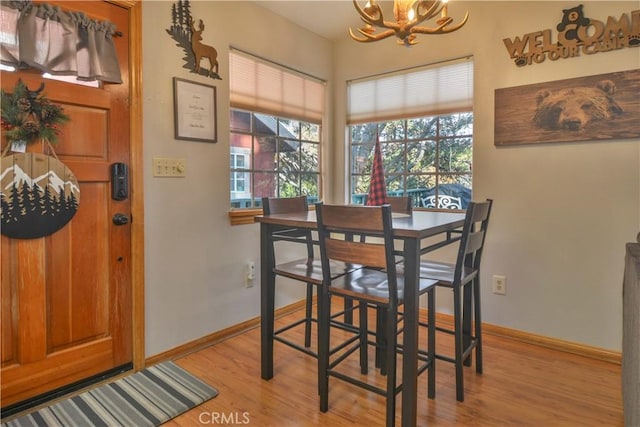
[350,112,473,209]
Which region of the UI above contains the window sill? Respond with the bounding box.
[228,208,263,226]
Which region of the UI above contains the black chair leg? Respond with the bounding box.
[343,297,354,325]
[427,287,436,399]
[304,282,313,348]
[462,282,473,367]
[377,308,387,375]
[359,303,369,375]
[453,286,465,402]
[375,308,382,369]
[384,306,397,427]
[318,290,330,412]
[474,277,483,374]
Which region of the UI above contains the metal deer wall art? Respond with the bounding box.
[190,17,219,77]
[166,0,222,80]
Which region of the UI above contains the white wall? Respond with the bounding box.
[142,1,639,357]
[142,1,332,356]
[332,1,640,350]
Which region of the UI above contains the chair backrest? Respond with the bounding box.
[262,196,313,258]
[386,196,412,214]
[262,196,308,215]
[453,199,493,284]
[361,195,412,214]
[316,203,399,302]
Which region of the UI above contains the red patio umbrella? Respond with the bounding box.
[366,136,387,206]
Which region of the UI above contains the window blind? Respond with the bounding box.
[347,57,473,124]
[229,49,325,124]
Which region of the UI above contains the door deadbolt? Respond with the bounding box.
[112,213,129,225]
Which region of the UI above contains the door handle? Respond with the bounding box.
[113,213,129,225]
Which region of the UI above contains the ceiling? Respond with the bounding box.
[253,1,388,42]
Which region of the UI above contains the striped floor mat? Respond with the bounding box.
[2,361,218,427]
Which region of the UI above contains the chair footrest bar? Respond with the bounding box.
[327,370,403,398]
[273,336,317,357]
[420,235,462,255]
[328,340,362,368]
[274,317,314,336]
[435,354,456,363]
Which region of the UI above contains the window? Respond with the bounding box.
[229,50,325,209]
[230,147,250,199]
[230,109,320,208]
[348,57,474,209]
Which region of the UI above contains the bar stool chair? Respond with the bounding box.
[315,203,438,427]
[361,195,412,214]
[262,196,362,358]
[385,195,412,215]
[262,196,318,352]
[417,199,493,402]
[369,195,412,370]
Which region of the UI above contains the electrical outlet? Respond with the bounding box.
[245,261,255,288]
[492,275,506,295]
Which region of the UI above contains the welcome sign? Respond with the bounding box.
[503,4,639,67]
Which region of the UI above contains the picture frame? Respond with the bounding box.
[173,77,217,143]
[494,69,640,146]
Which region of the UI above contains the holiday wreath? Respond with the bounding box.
[1,80,69,146]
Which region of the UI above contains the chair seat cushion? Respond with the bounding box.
[330,268,437,305]
[274,259,361,284]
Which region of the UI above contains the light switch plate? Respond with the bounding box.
[153,157,186,177]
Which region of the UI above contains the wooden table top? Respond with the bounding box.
[256,209,465,239]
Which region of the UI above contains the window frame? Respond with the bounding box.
[348,113,473,210]
[228,49,326,225]
[230,147,251,199]
[346,57,474,211]
[229,108,322,210]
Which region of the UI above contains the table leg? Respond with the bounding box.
[401,237,419,427]
[260,222,275,380]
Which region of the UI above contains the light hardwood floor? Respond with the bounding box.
[164,307,623,426]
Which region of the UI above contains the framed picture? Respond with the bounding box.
[494,69,640,146]
[173,77,217,143]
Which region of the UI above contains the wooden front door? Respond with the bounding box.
[0,1,135,409]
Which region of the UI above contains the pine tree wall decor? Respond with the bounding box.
[166,0,222,80]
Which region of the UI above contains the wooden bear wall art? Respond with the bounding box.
[166,0,222,80]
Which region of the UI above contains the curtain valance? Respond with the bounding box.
[0,0,122,83]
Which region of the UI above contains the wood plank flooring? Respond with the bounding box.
[164,307,623,426]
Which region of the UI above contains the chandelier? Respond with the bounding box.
[349,0,469,46]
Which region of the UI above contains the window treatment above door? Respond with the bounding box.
[0,0,122,83]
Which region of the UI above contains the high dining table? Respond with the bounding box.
[256,208,466,427]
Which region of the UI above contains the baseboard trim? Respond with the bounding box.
[145,300,307,366]
[146,302,621,366]
[434,312,622,365]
